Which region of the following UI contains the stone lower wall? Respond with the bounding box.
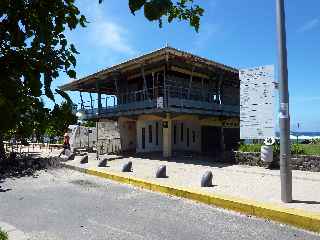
[234,151,320,172]
[290,155,320,172]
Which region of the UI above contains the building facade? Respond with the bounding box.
[60,47,240,158]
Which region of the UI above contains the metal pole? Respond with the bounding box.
[276,0,292,203]
[88,129,90,149]
[96,120,99,160]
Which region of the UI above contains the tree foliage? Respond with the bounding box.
[128,0,204,31]
[46,102,77,138]
[0,0,203,160]
[0,0,87,132]
[0,0,87,159]
[99,0,203,31]
[14,97,50,141]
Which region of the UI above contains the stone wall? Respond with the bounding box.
[290,155,320,172]
[234,151,320,172]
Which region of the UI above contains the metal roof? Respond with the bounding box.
[59,46,239,92]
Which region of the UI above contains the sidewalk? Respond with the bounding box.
[0,222,27,240]
[61,153,320,233]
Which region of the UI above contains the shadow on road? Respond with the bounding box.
[293,200,320,205]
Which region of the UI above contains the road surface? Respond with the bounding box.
[0,168,318,240]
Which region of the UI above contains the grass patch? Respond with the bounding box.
[301,144,320,155]
[0,228,8,240]
[238,144,261,153]
[238,144,320,156]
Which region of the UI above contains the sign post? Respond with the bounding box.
[276,0,292,203]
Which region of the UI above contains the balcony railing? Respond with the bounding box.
[79,86,239,119]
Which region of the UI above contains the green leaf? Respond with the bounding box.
[44,74,55,101]
[60,39,67,48]
[79,15,88,27]
[55,89,73,105]
[69,55,77,67]
[70,44,79,54]
[144,2,161,21]
[129,0,146,15]
[67,69,76,79]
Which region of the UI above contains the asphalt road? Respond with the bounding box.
[0,168,318,240]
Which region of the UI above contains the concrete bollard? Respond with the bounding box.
[156,165,167,178]
[68,153,76,161]
[98,158,108,167]
[122,161,132,172]
[59,149,65,156]
[80,155,88,164]
[201,171,213,187]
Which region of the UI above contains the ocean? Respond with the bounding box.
[276,132,320,140]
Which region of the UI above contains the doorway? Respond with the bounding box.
[201,126,221,155]
[142,127,146,149]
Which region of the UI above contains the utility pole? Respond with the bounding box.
[276,0,292,203]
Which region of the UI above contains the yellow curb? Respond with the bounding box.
[129,176,152,190]
[61,163,320,233]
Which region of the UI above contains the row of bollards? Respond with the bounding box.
[73,153,212,187]
[93,159,212,187]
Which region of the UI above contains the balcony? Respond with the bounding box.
[79,86,239,120]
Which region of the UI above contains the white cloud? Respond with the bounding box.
[91,21,135,55]
[194,23,221,49]
[298,18,319,33]
[76,0,136,55]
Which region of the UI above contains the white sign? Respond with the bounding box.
[239,65,276,139]
[97,121,121,155]
[157,97,164,108]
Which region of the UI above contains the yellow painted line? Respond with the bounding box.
[61,163,320,233]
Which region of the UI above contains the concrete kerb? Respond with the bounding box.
[60,163,320,233]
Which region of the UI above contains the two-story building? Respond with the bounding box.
[59,46,240,158]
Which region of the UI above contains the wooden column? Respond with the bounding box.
[80,91,84,109]
[98,93,102,113]
[113,74,120,103]
[95,79,101,161]
[163,113,172,158]
[89,92,93,109]
[96,80,102,114]
[188,66,195,99]
[163,68,167,107]
[220,127,225,152]
[141,65,149,100]
[201,77,204,101]
[152,72,155,99]
[218,74,224,104]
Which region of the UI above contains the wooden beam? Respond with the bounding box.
[170,65,209,79]
[127,66,165,80]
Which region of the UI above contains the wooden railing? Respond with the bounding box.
[79,86,239,119]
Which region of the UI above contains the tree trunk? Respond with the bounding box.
[0,134,6,161]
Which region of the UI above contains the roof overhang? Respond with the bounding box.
[59,46,239,92]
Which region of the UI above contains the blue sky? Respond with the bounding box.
[49,0,320,132]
